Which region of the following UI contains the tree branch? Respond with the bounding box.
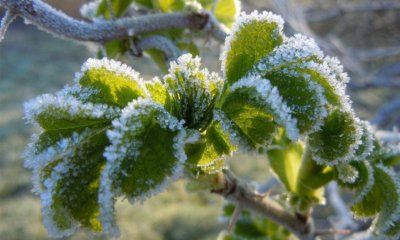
[0,0,227,43]
[212,170,314,240]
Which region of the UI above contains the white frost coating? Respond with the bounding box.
[98,164,120,237]
[311,113,363,166]
[296,60,352,112]
[74,57,149,96]
[40,161,79,238]
[80,0,102,19]
[261,65,328,134]
[231,75,299,141]
[220,10,284,76]
[354,121,375,161]
[350,161,374,206]
[213,109,249,150]
[99,98,187,233]
[23,92,118,125]
[324,56,350,86]
[23,129,101,194]
[255,34,323,74]
[337,164,359,184]
[374,164,400,232]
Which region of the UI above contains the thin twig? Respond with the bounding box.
[0,9,17,42]
[228,203,242,232]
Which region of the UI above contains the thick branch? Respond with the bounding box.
[0,0,227,43]
[212,170,314,240]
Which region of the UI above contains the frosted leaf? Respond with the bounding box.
[165,54,223,131]
[253,34,323,74]
[24,92,118,130]
[99,98,187,235]
[308,109,362,165]
[185,122,236,174]
[26,127,109,238]
[353,121,375,161]
[259,64,328,135]
[230,75,299,141]
[221,10,285,84]
[337,164,359,184]
[74,58,148,107]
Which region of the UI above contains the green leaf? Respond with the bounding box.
[308,108,362,165]
[24,93,115,131]
[373,165,400,232]
[99,99,187,233]
[222,11,284,85]
[186,122,236,174]
[214,0,241,28]
[152,0,175,12]
[350,177,382,219]
[217,86,278,150]
[102,40,129,58]
[352,121,375,161]
[145,78,170,107]
[263,65,328,135]
[338,161,373,192]
[218,76,300,149]
[76,58,148,107]
[350,164,400,226]
[133,0,153,9]
[250,35,350,110]
[33,127,109,237]
[97,0,134,18]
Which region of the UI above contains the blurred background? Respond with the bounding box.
[0,0,399,239]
